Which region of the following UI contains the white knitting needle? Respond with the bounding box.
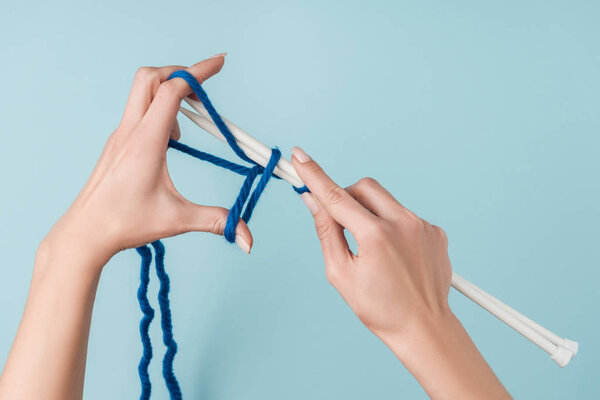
[181,98,304,188]
[452,273,578,355]
[177,97,578,367]
[451,273,575,366]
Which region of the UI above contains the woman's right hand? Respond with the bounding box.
[291,147,511,400]
[291,146,452,340]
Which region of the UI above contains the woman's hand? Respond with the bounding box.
[47,54,252,267]
[291,147,511,400]
[291,146,451,339]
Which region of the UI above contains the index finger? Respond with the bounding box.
[120,65,186,129]
[291,147,378,236]
[140,54,227,141]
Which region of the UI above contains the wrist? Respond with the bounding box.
[377,307,459,358]
[379,310,511,400]
[40,213,117,275]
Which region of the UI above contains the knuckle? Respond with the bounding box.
[403,212,425,233]
[210,216,226,235]
[155,79,180,99]
[357,177,379,188]
[315,221,333,240]
[389,208,408,224]
[303,159,323,175]
[434,225,448,244]
[325,265,341,286]
[100,133,119,156]
[135,66,158,83]
[105,131,118,148]
[363,221,388,239]
[324,185,349,206]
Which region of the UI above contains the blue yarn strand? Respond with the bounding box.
[168,139,250,176]
[151,240,182,400]
[136,245,155,400]
[242,148,281,223]
[169,70,253,164]
[293,185,310,194]
[223,165,262,242]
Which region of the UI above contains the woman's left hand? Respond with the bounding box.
[47,55,253,266]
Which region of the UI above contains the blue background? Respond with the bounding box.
[1,0,598,398]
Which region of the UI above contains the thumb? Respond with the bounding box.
[177,203,253,254]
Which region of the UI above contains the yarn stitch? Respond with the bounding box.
[135,71,309,399]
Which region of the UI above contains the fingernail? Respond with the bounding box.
[208,52,227,60]
[292,147,311,163]
[301,193,319,215]
[235,234,251,254]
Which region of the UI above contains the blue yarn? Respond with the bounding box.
[168,70,254,164]
[224,165,263,242]
[293,185,310,194]
[167,70,309,241]
[135,71,310,399]
[241,148,281,223]
[151,240,182,400]
[135,245,155,400]
[135,241,181,400]
[168,140,250,177]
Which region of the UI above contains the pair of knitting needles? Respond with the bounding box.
[178,97,578,367]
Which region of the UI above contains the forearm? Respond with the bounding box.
[0,231,108,400]
[381,311,511,400]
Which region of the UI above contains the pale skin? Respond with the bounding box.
[0,55,511,400]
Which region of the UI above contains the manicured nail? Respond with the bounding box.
[301,193,319,215]
[292,147,311,163]
[235,234,251,254]
[208,52,227,60]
